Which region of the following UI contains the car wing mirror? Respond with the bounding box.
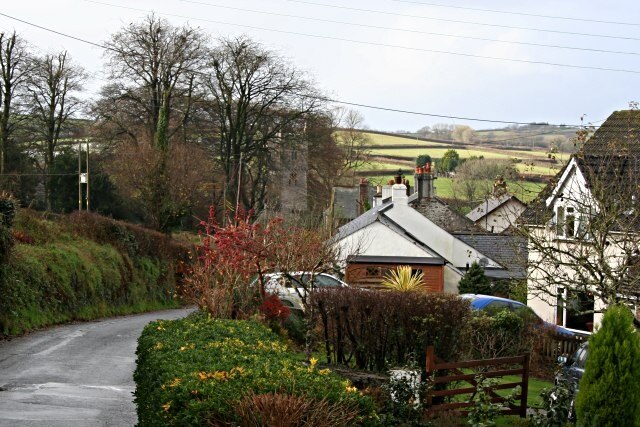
[557,355,568,365]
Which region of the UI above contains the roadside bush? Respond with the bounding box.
[313,289,472,371]
[0,192,17,263]
[67,211,191,261]
[0,209,184,336]
[134,313,374,426]
[575,304,640,426]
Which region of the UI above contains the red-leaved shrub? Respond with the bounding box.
[259,294,291,321]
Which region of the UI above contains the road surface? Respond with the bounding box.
[0,308,193,426]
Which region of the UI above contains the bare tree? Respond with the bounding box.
[452,158,518,203]
[201,36,322,213]
[333,108,371,184]
[0,31,31,178]
[306,108,371,212]
[98,14,207,148]
[106,142,215,230]
[26,51,85,210]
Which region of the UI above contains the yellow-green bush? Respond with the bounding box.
[134,313,375,426]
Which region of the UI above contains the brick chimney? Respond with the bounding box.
[358,178,369,215]
[415,162,436,200]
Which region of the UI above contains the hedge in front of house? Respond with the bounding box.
[313,289,473,371]
[134,313,375,426]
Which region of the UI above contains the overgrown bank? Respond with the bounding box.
[0,209,191,336]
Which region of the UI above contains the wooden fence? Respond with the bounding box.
[424,346,530,417]
[539,333,587,360]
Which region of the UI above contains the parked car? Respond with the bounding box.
[252,272,348,312]
[555,342,588,421]
[460,294,578,338]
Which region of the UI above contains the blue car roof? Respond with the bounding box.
[460,294,525,310]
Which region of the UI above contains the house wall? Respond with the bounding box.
[335,221,438,264]
[526,161,617,332]
[346,263,444,292]
[478,200,527,233]
[444,265,463,293]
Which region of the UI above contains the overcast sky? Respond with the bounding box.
[1,0,638,131]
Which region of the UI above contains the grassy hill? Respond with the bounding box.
[355,130,566,204]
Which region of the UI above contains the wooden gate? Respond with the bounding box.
[424,346,530,417]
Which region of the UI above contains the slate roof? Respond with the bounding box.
[455,234,528,279]
[331,186,376,220]
[581,110,640,156]
[466,194,525,222]
[411,196,481,233]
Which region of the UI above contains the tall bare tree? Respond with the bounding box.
[98,13,207,148]
[27,51,85,210]
[0,31,31,178]
[202,36,322,213]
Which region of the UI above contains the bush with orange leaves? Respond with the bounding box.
[181,206,339,321]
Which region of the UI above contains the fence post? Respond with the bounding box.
[520,352,530,418]
[425,346,435,407]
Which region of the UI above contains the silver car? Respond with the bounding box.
[253,272,348,312]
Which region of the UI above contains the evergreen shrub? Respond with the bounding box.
[458,261,491,295]
[134,313,374,426]
[574,304,640,426]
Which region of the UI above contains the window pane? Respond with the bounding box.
[556,206,565,235]
[315,275,342,287]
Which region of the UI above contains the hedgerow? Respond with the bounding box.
[313,288,472,371]
[134,313,376,426]
[0,209,188,336]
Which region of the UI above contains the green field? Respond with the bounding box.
[361,132,452,147]
[370,147,522,160]
[363,175,545,203]
[515,163,562,176]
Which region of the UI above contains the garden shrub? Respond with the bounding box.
[133,313,374,426]
[465,309,536,360]
[575,304,640,426]
[313,289,472,371]
[457,261,491,295]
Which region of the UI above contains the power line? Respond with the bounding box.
[389,0,640,27]
[0,11,602,126]
[54,2,640,75]
[287,0,640,42]
[178,0,639,57]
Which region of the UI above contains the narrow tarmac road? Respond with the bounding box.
[0,308,193,427]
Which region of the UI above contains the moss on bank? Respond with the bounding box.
[0,210,190,336]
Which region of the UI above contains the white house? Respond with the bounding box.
[525,110,640,332]
[467,193,526,234]
[334,169,526,292]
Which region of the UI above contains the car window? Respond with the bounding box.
[511,304,543,324]
[484,300,511,314]
[568,347,585,367]
[315,274,343,287]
